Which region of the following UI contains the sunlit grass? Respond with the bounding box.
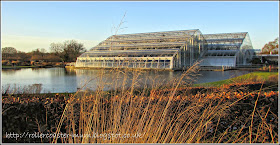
[194,71,278,87]
[49,65,278,143]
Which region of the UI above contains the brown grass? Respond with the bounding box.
[48,63,278,143]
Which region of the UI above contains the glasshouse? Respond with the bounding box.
[200,32,255,67]
[75,29,255,70]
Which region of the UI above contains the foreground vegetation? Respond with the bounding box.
[2,65,278,143]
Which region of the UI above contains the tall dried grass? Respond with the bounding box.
[52,63,278,143]
[2,84,43,95]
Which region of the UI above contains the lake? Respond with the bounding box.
[1,67,252,93]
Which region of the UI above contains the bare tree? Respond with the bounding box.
[110,12,127,51]
[63,40,86,55]
[40,48,47,53]
[261,37,279,54]
[49,40,86,62]
[62,40,86,62]
[2,47,17,54]
[112,12,128,35]
[2,47,17,58]
[50,43,64,55]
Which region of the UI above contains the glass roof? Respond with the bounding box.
[93,42,185,50]
[203,32,247,40]
[204,32,253,50]
[110,29,199,39]
[90,29,201,51]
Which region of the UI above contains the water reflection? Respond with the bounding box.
[1,67,252,93]
[75,69,184,91]
[1,69,19,75]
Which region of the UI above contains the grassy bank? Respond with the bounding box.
[194,71,278,87]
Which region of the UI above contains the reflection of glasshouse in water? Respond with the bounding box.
[76,29,255,70]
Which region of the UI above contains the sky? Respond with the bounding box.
[1,1,279,52]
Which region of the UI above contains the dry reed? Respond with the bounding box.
[52,64,278,143]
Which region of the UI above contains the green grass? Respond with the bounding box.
[194,71,278,87]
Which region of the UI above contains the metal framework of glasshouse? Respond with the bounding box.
[200,32,254,67]
[76,30,254,70]
[76,29,207,70]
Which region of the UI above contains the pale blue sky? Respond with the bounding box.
[1,1,279,52]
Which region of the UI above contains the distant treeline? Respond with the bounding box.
[2,40,86,66]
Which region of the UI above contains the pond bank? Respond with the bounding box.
[2,65,65,69]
